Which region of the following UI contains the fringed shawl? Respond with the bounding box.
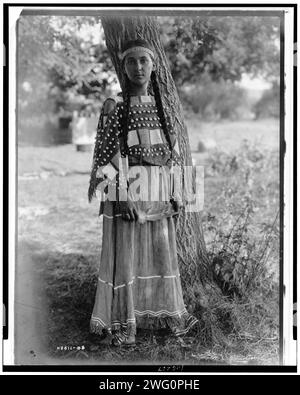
[88,97,127,203]
[88,95,192,213]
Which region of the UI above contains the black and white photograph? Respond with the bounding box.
[2,2,297,372]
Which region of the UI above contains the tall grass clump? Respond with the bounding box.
[181,140,280,363]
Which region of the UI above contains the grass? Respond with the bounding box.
[16,117,280,365]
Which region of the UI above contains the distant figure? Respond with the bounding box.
[72,107,98,145]
[197,138,217,153]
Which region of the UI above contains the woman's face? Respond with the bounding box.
[124,50,154,88]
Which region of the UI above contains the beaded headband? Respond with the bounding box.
[120,46,155,61]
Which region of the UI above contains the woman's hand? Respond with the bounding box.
[170,198,184,216]
[118,197,139,221]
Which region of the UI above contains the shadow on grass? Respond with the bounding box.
[16,240,226,366]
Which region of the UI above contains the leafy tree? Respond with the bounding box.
[18,15,117,116]
[158,16,280,86]
[253,81,280,119]
[17,14,280,120]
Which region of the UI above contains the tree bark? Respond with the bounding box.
[101,17,221,342]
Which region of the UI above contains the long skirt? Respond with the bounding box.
[90,165,198,340]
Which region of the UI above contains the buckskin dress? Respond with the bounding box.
[89,94,198,342]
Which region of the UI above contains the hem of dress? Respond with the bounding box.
[90,312,198,338]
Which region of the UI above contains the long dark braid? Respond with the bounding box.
[120,76,131,156]
[151,70,173,159]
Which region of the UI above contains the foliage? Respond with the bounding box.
[179,73,250,120]
[159,15,280,86]
[18,15,280,120]
[253,82,280,119]
[199,141,279,349]
[18,15,117,116]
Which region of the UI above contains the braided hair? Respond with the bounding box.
[119,75,131,156]
[150,70,173,158]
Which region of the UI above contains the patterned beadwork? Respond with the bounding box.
[94,96,179,177]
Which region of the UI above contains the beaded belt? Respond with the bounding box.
[127,128,165,147]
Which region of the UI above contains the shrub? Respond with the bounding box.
[253,82,279,119]
[197,140,280,357]
[179,74,251,121]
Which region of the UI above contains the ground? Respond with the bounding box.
[15,116,280,366]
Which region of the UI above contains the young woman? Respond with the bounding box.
[88,39,198,346]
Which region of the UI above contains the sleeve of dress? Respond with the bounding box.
[88,98,129,203]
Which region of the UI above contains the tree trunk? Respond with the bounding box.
[101,16,223,343]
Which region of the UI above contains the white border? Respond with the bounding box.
[283,7,297,367]
[1,1,297,373]
[3,7,23,367]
